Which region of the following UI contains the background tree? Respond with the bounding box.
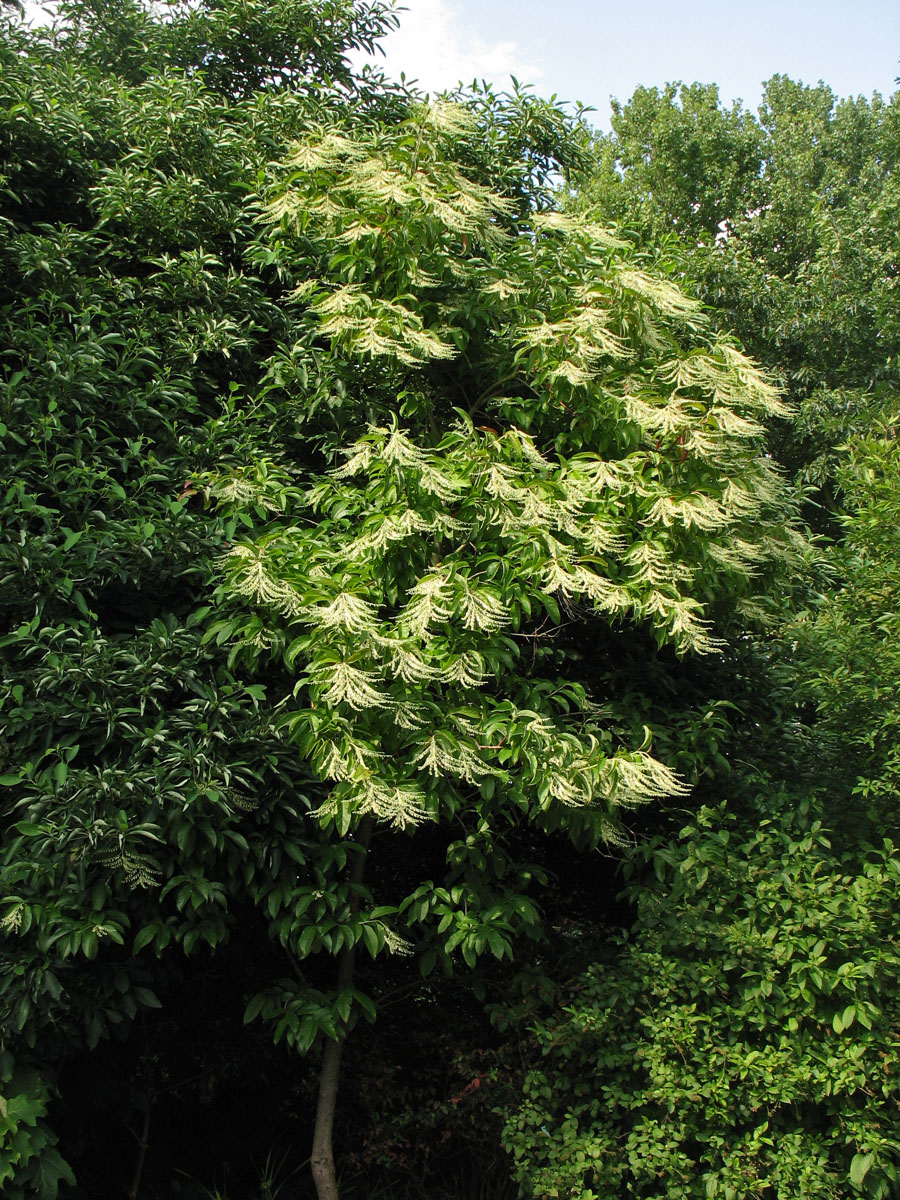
[576,77,900,501]
[583,82,765,245]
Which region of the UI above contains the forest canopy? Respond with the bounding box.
[1,3,898,1199]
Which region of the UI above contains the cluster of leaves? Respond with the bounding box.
[0,1052,74,1200]
[0,0,414,1190]
[504,807,900,1200]
[789,412,900,831]
[46,0,400,96]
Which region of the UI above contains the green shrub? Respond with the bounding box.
[503,808,900,1199]
[0,1051,74,1200]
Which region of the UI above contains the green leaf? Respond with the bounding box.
[13,821,41,835]
[297,926,317,957]
[132,987,162,1009]
[132,926,157,955]
[485,929,509,959]
[34,1146,76,1199]
[244,993,267,1024]
[361,924,379,957]
[850,1152,874,1189]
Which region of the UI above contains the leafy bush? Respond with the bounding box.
[504,807,900,1199]
[792,414,900,830]
[0,1052,74,1200]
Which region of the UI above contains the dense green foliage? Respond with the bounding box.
[504,809,900,1199]
[499,72,900,1200]
[0,2,401,1191]
[0,0,410,1192]
[792,415,900,829]
[1,2,898,1196]
[0,1051,74,1200]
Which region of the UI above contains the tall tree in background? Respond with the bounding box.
[577,77,900,498]
[573,75,900,818]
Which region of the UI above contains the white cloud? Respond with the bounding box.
[22,1,51,27]
[354,0,544,95]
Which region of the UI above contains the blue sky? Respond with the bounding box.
[362,0,900,127]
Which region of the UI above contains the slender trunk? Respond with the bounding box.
[310,1036,343,1200]
[310,818,373,1200]
[127,1091,152,1200]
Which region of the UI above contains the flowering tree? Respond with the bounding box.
[205,100,800,1199]
[0,3,804,1194]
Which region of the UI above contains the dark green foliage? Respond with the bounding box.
[504,808,900,1200]
[49,0,399,94]
[0,0,356,1056]
[0,1052,74,1200]
[0,0,408,1190]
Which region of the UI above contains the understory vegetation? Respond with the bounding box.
[1,2,898,1197]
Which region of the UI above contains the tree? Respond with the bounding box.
[203,100,800,1198]
[1,3,802,1196]
[579,78,900,821]
[581,82,765,245]
[576,78,900,500]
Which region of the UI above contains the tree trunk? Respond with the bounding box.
[126,1091,152,1200]
[310,1037,343,1200]
[310,817,373,1200]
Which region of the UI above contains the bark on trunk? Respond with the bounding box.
[310,1037,343,1200]
[310,818,373,1200]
